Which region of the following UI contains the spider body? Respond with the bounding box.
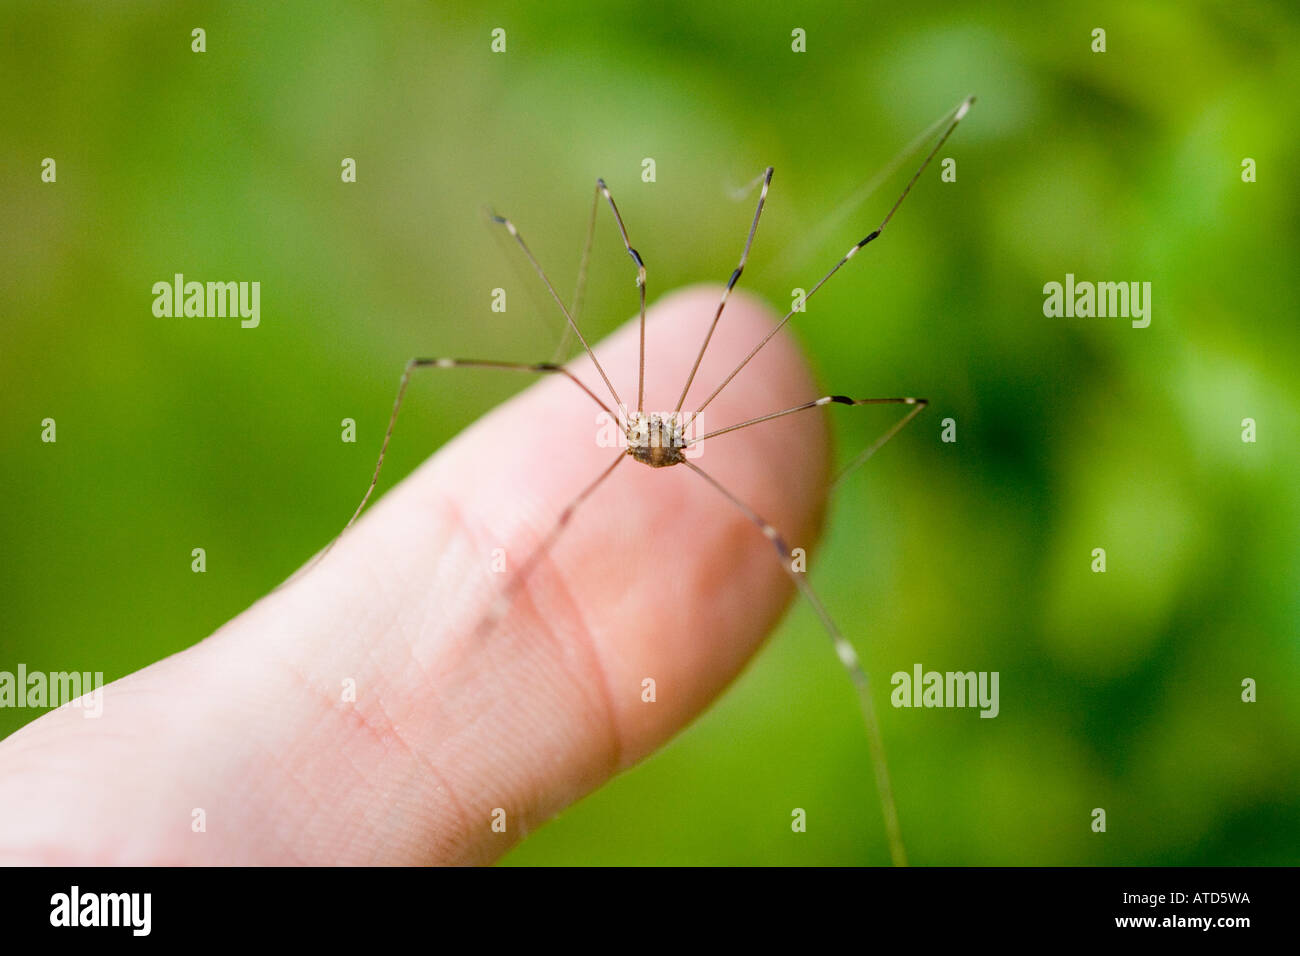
[626,412,687,468]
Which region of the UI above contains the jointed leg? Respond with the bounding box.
[690,394,926,443]
[674,167,773,414]
[489,212,625,411]
[681,460,908,867]
[831,398,929,490]
[685,96,973,427]
[475,451,627,639]
[684,393,929,493]
[312,357,619,573]
[591,179,648,412]
[563,182,607,365]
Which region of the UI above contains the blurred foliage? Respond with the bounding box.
[1,0,1298,864]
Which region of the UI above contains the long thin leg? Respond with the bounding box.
[310,357,619,574]
[690,394,925,443]
[528,176,612,365]
[685,394,929,494]
[563,182,606,365]
[489,212,625,411]
[476,451,627,638]
[681,460,908,867]
[831,398,929,490]
[486,210,573,362]
[774,102,968,279]
[684,95,973,429]
[673,167,774,414]
[592,180,648,412]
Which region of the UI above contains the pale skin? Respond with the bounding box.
[0,285,833,865]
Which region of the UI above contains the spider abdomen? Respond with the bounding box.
[626,412,687,468]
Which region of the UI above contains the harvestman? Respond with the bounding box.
[322,96,974,866]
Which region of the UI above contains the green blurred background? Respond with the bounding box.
[2,1,1298,865]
